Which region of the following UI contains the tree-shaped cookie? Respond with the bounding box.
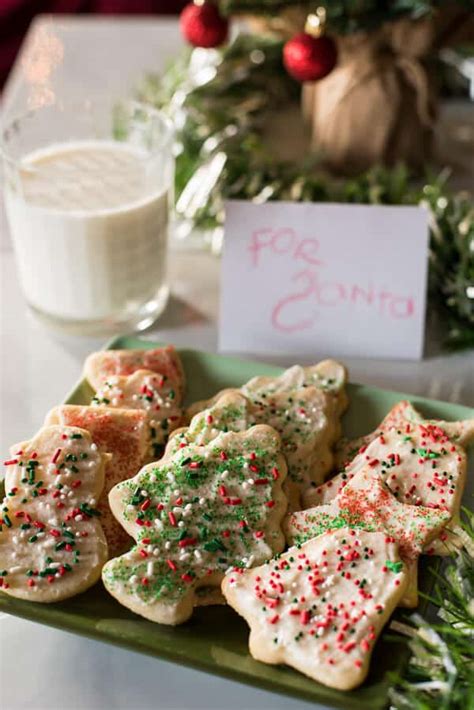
[222,528,407,691]
[242,360,348,418]
[45,405,150,556]
[84,345,185,400]
[287,467,449,607]
[0,425,108,602]
[91,369,183,460]
[102,425,288,625]
[303,407,473,554]
[187,360,347,421]
[168,389,335,510]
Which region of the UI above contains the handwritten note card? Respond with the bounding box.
[219,201,429,360]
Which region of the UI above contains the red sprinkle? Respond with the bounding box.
[51,448,62,464]
[178,537,197,548]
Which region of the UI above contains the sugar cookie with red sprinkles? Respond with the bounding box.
[0,425,108,602]
[102,425,287,625]
[84,345,185,401]
[303,404,473,554]
[287,466,450,607]
[221,528,407,691]
[45,405,150,556]
[91,369,183,461]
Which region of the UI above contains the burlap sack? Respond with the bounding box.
[302,17,437,173]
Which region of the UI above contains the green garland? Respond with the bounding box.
[134,33,473,348]
[218,0,445,33]
[389,509,474,709]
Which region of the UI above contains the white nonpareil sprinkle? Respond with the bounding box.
[130,575,138,584]
[149,473,157,483]
[154,519,163,530]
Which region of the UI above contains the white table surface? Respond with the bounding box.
[0,15,473,710]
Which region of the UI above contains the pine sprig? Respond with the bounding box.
[389,509,474,710]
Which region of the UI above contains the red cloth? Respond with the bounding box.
[0,1,187,88]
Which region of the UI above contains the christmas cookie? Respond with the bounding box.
[102,425,288,625]
[303,408,473,554]
[242,360,348,418]
[286,467,450,607]
[169,389,334,510]
[221,528,407,691]
[335,400,474,469]
[187,360,347,421]
[91,369,183,461]
[84,345,185,401]
[45,405,150,556]
[0,425,108,602]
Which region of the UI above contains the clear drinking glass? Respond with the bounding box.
[1,98,174,335]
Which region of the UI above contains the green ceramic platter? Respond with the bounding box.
[1,335,472,710]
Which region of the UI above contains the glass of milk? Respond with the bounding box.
[2,99,174,334]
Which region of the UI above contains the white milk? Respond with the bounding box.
[4,140,169,322]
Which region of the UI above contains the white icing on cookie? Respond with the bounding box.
[1,425,108,601]
[102,425,288,625]
[222,528,407,691]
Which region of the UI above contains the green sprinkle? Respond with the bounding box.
[385,560,404,573]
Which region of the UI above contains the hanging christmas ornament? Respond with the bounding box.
[180,0,229,49]
[283,7,337,82]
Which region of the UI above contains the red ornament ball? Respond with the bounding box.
[180,1,229,49]
[283,33,337,83]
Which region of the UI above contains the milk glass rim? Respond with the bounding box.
[0,97,174,170]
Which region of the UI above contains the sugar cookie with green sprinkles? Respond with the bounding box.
[187,360,347,422]
[90,369,183,461]
[102,425,288,625]
[221,528,407,691]
[168,389,335,511]
[303,404,473,555]
[0,425,108,602]
[286,466,450,608]
[84,345,185,401]
[183,361,348,510]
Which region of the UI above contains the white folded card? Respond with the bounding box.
[219,200,429,360]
